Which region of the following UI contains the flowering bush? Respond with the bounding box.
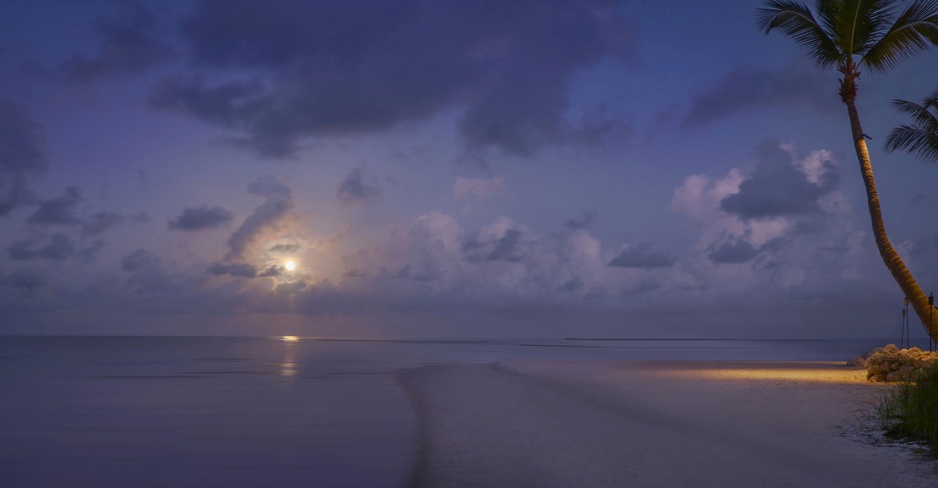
[865,344,938,382]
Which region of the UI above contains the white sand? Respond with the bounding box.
[397,360,938,488]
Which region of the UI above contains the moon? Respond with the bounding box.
[284,260,297,271]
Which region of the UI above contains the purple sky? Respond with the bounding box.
[1,0,937,338]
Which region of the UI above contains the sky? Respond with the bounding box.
[1,0,937,339]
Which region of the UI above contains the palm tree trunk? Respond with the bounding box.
[846,100,938,342]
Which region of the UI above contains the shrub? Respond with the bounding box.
[875,364,938,454]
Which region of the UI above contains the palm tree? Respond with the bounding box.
[885,85,938,163]
[757,0,938,341]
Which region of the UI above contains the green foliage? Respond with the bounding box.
[757,0,938,72]
[886,86,938,163]
[875,365,938,454]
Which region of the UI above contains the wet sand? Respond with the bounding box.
[397,360,938,488]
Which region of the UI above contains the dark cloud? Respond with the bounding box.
[57,4,177,81]
[558,278,583,293]
[462,228,525,263]
[151,0,635,157]
[148,75,265,126]
[620,278,662,296]
[268,242,301,254]
[0,100,47,216]
[119,249,181,293]
[206,262,283,278]
[169,205,234,231]
[564,209,597,230]
[81,212,126,236]
[486,229,524,262]
[8,234,76,261]
[681,67,835,129]
[393,263,439,282]
[27,186,82,225]
[225,176,293,260]
[26,186,142,235]
[120,249,162,273]
[337,168,381,206]
[2,268,48,291]
[207,262,258,278]
[258,265,283,277]
[720,139,839,219]
[570,108,632,147]
[707,240,760,264]
[78,240,106,263]
[607,243,675,268]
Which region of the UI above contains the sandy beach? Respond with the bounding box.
[397,360,938,488]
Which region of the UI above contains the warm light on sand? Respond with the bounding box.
[284,260,297,271]
[652,362,872,384]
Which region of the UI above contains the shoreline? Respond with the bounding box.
[397,359,938,488]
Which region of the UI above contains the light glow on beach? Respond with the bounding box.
[281,335,300,343]
[656,362,872,384]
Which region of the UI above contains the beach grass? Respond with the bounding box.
[876,365,938,454]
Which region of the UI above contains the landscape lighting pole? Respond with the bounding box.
[902,297,909,349]
[930,293,935,352]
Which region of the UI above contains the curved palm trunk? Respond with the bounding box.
[846,100,938,341]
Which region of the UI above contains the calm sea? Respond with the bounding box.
[0,335,925,487]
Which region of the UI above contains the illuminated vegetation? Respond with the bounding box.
[876,365,938,455]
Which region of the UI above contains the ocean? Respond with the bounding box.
[0,335,927,487]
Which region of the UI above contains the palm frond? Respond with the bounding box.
[863,0,938,72]
[922,86,938,109]
[885,124,938,162]
[827,0,896,56]
[891,99,938,131]
[886,84,938,163]
[757,0,843,67]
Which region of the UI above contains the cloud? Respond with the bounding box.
[454,177,507,199]
[207,262,258,278]
[26,186,82,225]
[8,234,76,261]
[393,263,440,282]
[268,242,301,254]
[23,187,143,242]
[0,99,47,216]
[669,140,882,305]
[81,212,127,236]
[564,209,597,230]
[147,75,265,127]
[225,176,294,260]
[337,168,381,206]
[77,240,106,263]
[169,205,234,231]
[462,225,529,264]
[707,240,761,264]
[2,268,48,291]
[485,229,524,263]
[337,211,677,304]
[119,249,180,293]
[607,243,676,268]
[681,67,835,129]
[570,107,633,147]
[720,140,839,219]
[120,249,162,273]
[56,4,176,81]
[149,0,636,157]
